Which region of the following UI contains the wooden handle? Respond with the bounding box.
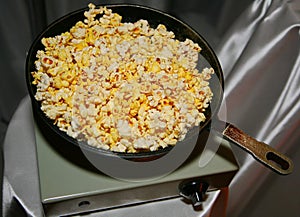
[223,123,293,175]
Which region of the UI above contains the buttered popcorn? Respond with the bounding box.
[31,3,214,153]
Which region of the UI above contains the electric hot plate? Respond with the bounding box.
[34,122,239,216]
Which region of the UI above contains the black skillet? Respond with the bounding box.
[26,4,293,175]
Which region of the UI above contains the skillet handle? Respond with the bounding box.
[222,123,293,175]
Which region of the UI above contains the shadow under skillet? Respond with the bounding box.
[35,112,101,174]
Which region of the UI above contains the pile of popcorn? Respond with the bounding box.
[31,3,214,153]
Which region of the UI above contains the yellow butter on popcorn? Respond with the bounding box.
[31,3,214,153]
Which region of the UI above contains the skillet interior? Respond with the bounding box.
[26,4,224,160]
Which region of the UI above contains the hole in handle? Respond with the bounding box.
[78,200,90,207]
[266,152,290,170]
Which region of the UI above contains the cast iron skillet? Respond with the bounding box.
[26,4,293,175]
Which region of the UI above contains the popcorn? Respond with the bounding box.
[31,3,214,153]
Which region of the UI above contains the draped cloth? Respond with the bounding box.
[217,1,300,216]
[2,0,300,216]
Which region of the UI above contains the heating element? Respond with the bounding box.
[34,123,239,216]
